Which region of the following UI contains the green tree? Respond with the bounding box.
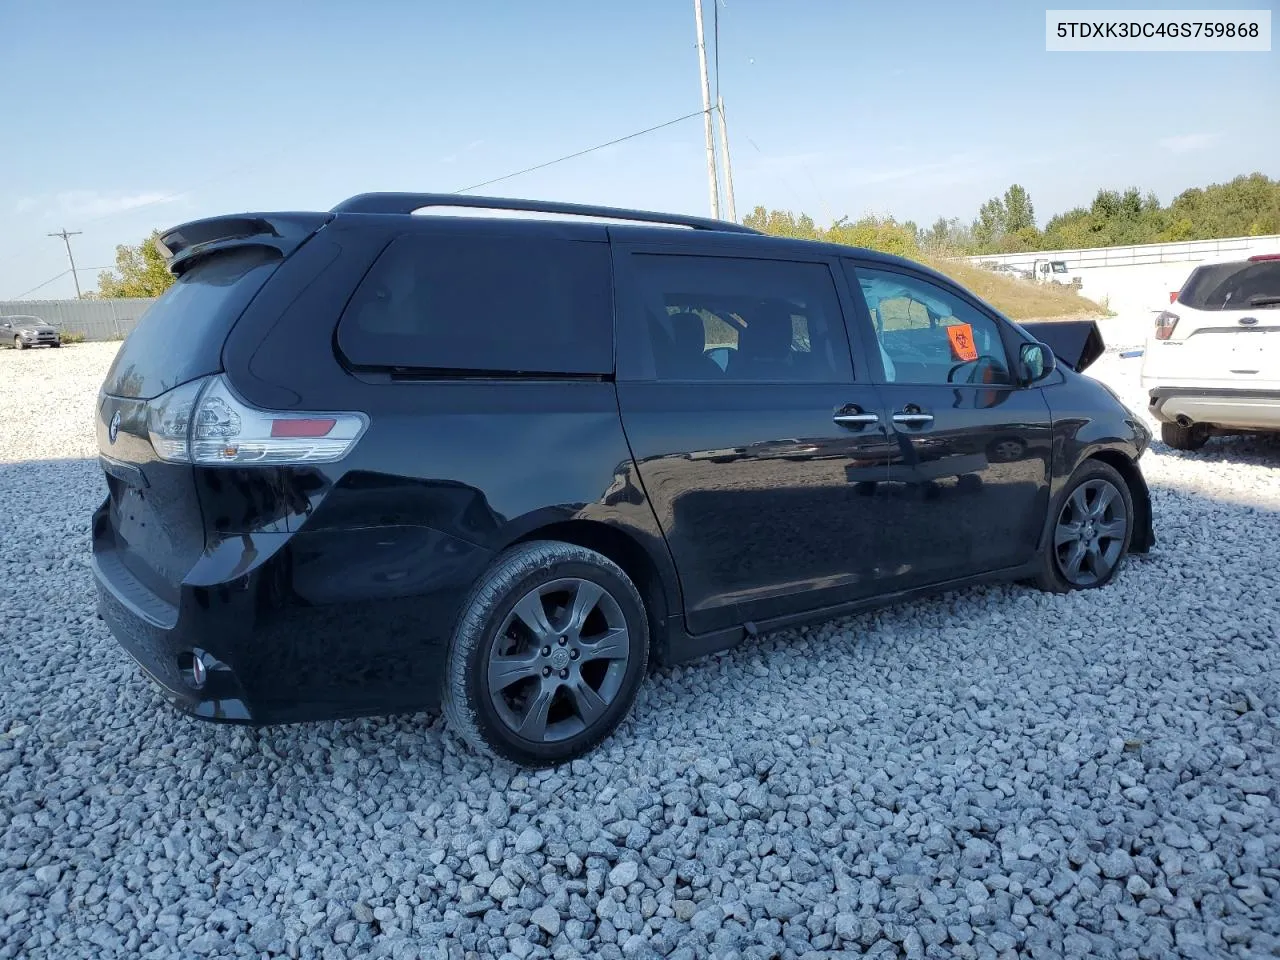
[96,230,174,298]
[920,216,974,255]
[1002,184,1036,233]
[827,215,920,258]
[972,197,1007,252]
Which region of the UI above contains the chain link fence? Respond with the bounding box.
[0,298,156,342]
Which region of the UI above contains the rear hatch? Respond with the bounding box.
[1152,257,1280,385]
[95,214,327,614]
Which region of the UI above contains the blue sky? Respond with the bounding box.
[1,0,1276,299]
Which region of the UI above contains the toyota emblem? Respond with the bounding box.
[108,411,121,444]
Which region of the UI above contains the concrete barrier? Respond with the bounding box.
[964,235,1280,316]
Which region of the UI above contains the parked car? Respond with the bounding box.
[93,194,1155,766]
[2,315,61,348]
[1142,253,1280,450]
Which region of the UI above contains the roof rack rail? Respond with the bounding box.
[330,192,759,234]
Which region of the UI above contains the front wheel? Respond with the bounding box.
[13,337,24,350]
[1034,460,1134,593]
[442,540,649,766]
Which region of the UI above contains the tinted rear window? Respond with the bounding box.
[336,233,612,375]
[1179,260,1280,310]
[102,248,280,399]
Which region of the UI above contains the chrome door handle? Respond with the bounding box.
[892,413,934,425]
[833,412,879,426]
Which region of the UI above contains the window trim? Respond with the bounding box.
[842,259,1029,390]
[612,243,857,385]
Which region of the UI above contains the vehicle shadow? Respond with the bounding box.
[1153,430,1280,464]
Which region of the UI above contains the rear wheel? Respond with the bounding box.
[442,540,649,766]
[1035,460,1134,593]
[1161,421,1208,451]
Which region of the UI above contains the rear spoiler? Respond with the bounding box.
[156,212,331,276]
[1019,319,1105,373]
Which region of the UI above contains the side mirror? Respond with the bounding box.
[1020,341,1056,383]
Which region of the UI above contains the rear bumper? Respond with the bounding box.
[92,498,493,725]
[1147,386,1280,431]
[93,544,265,723]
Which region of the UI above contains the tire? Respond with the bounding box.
[442,540,650,766]
[13,337,24,350]
[1161,421,1208,451]
[50,342,61,348]
[1034,459,1134,593]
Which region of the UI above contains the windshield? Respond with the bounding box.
[1179,260,1280,310]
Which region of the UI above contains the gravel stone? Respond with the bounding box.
[608,861,639,888]
[530,904,560,936]
[515,828,545,855]
[2,341,1279,960]
[1098,849,1136,879]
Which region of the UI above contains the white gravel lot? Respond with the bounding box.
[1,338,1278,960]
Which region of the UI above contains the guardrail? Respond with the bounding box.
[964,234,1280,271]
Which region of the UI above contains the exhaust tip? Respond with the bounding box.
[178,650,209,690]
[1175,415,1193,428]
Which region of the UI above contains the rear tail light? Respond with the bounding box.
[1169,290,1179,303]
[1248,253,1280,262]
[147,375,367,464]
[1154,311,1179,341]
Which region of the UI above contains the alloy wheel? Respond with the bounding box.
[487,577,630,743]
[1053,478,1128,586]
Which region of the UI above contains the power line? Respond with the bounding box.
[453,109,711,195]
[10,266,114,301]
[11,270,70,300]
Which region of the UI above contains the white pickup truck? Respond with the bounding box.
[1141,253,1280,449]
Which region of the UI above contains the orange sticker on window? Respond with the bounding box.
[946,323,978,362]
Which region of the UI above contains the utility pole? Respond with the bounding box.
[48,228,84,299]
[716,95,738,223]
[692,0,720,220]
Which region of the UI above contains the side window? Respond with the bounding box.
[848,265,1012,386]
[336,233,612,374]
[624,254,852,383]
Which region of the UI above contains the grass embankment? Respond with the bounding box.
[926,259,1104,321]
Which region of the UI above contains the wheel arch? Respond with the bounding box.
[505,517,681,661]
[1086,449,1154,554]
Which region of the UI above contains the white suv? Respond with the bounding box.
[1141,253,1280,450]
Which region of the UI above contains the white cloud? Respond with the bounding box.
[439,139,487,165]
[1158,132,1220,154]
[53,190,177,218]
[14,190,179,221]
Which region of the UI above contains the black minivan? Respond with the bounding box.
[93,194,1154,766]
